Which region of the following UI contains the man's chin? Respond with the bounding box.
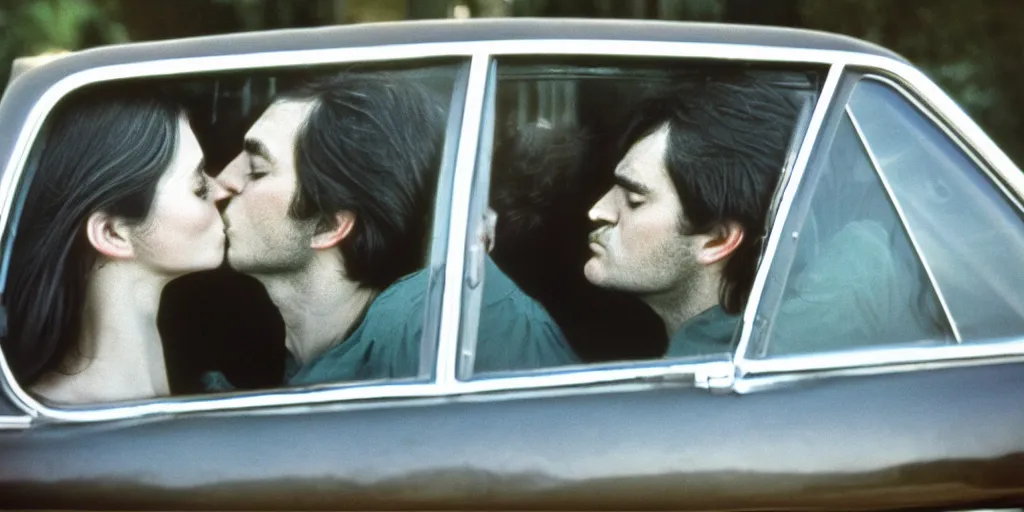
[583,258,607,286]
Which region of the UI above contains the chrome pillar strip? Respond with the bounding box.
[733,63,845,364]
[434,53,491,387]
[846,105,962,342]
[418,60,474,379]
[453,59,497,382]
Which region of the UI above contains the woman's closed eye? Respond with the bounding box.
[193,175,212,200]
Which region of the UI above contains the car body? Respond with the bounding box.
[0,18,1023,511]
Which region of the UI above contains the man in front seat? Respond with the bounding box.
[210,72,576,388]
[584,74,800,357]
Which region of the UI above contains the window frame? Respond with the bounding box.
[0,37,1020,425]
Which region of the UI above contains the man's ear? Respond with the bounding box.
[85,211,135,260]
[310,210,356,250]
[696,221,744,266]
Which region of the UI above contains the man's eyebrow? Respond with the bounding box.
[243,138,275,164]
[614,172,651,195]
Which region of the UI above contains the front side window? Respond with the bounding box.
[458,58,821,378]
[0,59,465,406]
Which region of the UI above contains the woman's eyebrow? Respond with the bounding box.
[193,157,206,177]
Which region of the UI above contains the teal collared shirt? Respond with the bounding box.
[664,305,739,358]
[206,257,578,390]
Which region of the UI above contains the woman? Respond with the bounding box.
[2,89,229,404]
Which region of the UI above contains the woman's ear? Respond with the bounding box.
[696,220,745,266]
[310,210,356,250]
[85,211,135,260]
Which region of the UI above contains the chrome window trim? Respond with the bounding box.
[434,53,491,387]
[736,337,1024,387]
[8,359,725,423]
[734,348,1024,395]
[732,63,846,363]
[0,414,31,430]
[0,37,1019,423]
[846,104,962,342]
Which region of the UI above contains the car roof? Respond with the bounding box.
[40,18,906,71]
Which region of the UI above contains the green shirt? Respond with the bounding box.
[664,305,739,359]
[206,257,578,390]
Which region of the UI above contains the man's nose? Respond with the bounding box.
[217,153,247,195]
[588,190,617,226]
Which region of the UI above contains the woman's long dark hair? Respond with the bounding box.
[3,89,182,384]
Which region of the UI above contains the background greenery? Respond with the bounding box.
[2,0,1021,164]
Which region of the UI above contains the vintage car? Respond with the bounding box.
[0,18,1022,511]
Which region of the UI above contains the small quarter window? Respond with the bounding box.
[750,76,1024,358]
[847,79,1024,342]
[758,110,952,356]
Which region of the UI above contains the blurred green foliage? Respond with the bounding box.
[1,0,1022,164]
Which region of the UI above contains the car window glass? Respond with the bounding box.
[847,79,1024,342]
[757,110,953,357]
[460,58,822,377]
[0,59,464,406]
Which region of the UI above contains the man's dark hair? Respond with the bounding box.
[618,73,800,314]
[281,71,447,288]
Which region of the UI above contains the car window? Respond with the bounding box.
[847,79,1024,342]
[0,58,465,406]
[756,109,953,357]
[458,58,823,378]
[749,75,1024,358]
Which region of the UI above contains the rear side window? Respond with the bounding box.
[457,57,822,377]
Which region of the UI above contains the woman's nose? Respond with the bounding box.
[209,177,232,203]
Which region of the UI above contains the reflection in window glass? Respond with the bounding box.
[849,80,1024,341]
[1,62,463,405]
[466,60,820,374]
[763,113,952,356]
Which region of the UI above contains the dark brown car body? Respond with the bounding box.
[0,19,1022,511]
